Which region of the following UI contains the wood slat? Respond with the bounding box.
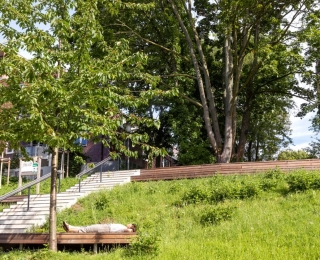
[0,195,29,203]
[0,233,136,245]
[134,159,320,182]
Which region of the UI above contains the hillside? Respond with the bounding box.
[2,168,320,259]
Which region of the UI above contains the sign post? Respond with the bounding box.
[36,157,41,194]
[19,157,42,194]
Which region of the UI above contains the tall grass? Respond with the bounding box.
[2,168,320,259]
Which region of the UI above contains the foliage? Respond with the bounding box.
[180,175,261,205]
[125,229,160,258]
[304,139,320,158]
[199,205,236,226]
[0,0,170,249]
[286,170,320,192]
[259,168,286,191]
[277,149,315,160]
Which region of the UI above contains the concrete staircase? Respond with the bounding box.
[0,169,140,233]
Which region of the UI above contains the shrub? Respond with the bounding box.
[94,193,110,210]
[199,205,236,225]
[124,230,160,257]
[181,185,209,205]
[209,184,234,203]
[259,168,285,191]
[237,181,260,199]
[286,170,320,192]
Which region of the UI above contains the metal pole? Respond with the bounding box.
[66,151,69,178]
[18,159,22,195]
[27,187,31,211]
[0,152,3,189]
[127,139,129,170]
[100,164,102,183]
[36,156,41,194]
[79,178,81,192]
[58,172,61,193]
[7,159,10,185]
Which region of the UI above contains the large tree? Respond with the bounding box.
[166,0,316,162]
[92,0,315,163]
[0,0,168,251]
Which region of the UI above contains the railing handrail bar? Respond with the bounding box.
[0,173,51,202]
[76,156,112,178]
[0,156,113,202]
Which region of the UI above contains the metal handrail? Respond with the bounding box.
[0,173,51,202]
[75,156,112,192]
[0,173,52,211]
[76,156,112,178]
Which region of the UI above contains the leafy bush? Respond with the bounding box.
[277,149,314,160]
[181,185,209,205]
[95,193,110,210]
[124,230,160,257]
[209,184,235,203]
[259,168,285,191]
[237,181,260,199]
[199,205,236,225]
[181,176,261,205]
[286,170,320,192]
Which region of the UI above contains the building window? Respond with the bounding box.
[5,143,14,154]
[75,137,87,146]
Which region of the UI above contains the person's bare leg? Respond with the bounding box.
[63,221,80,233]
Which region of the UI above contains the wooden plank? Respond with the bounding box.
[134,159,320,182]
[0,195,29,203]
[0,233,136,245]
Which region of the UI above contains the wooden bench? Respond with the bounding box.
[0,195,29,203]
[0,232,137,253]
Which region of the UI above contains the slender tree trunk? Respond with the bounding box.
[255,141,259,161]
[237,107,251,161]
[169,0,219,153]
[236,83,253,161]
[49,147,58,251]
[247,140,252,161]
[236,22,259,162]
[220,36,234,163]
[316,59,320,112]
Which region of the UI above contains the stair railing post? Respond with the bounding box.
[27,187,31,211]
[100,164,102,183]
[79,178,81,192]
[58,171,61,193]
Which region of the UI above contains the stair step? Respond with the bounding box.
[0,219,45,225]
[0,215,45,221]
[0,228,29,233]
[66,187,113,193]
[3,207,64,212]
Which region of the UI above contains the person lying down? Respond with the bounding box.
[63,221,137,233]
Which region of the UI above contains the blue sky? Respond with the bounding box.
[289,96,316,151]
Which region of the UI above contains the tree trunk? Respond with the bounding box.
[169,0,219,153]
[49,147,58,251]
[247,140,252,161]
[236,107,252,161]
[220,36,234,163]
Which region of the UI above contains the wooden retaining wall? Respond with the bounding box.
[132,159,320,181]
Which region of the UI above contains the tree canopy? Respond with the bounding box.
[0,0,171,250]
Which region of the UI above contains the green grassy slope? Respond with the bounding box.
[2,168,320,259]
